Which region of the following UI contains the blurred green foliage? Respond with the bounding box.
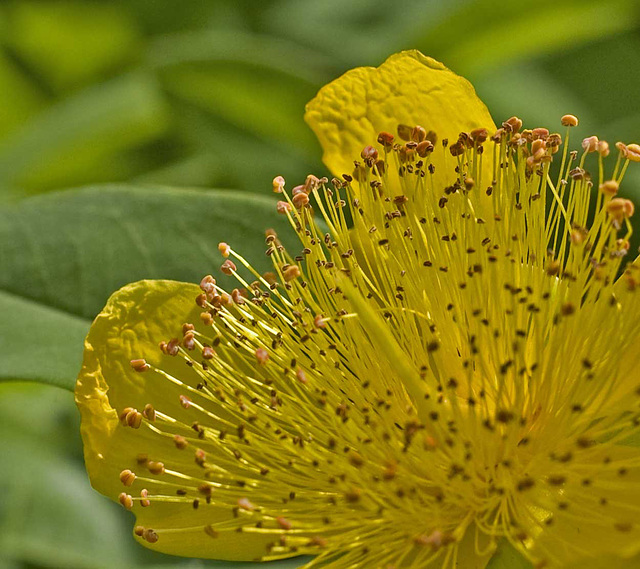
[1,0,639,567]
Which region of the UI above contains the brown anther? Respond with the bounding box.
[195,293,208,308]
[411,125,427,142]
[180,395,192,409]
[598,140,610,157]
[143,403,155,422]
[424,435,437,450]
[449,141,465,157]
[627,143,640,162]
[200,312,214,326]
[570,230,585,246]
[314,314,326,328]
[276,517,292,530]
[130,359,149,372]
[308,536,328,547]
[616,141,628,157]
[125,409,143,429]
[561,114,579,127]
[218,242,230,258]
[147,461,165,475]
[221,259,237,275]
[382,461,397,480]
[134,526,145,537]
[582,136,599,153]
[470,127,488,144]
[204,525,219,538]
[296,369,308,384]
[416,140,434,157]
[237,497,256,511]
[292,192,309,209]
[414,529,449,549]
[143,529,158,543]
[561,302,575,316]
[546,260,561,276]
[119,469,136,486]
[348,451,365,468]
[183,332,195,350]
[202,346,215,360]
[174,434,188,449]
[283,264,301,282]
[255,348,269,365]
[231,288,245,305]
[503,116,523,133]
[344,488,361,503]
[361,145,378,161]
[304,174,320,192]
[607,198,634,222]
[531,139,546,155]
[272,175,285,193]
[292,184,305,196]
[199,275,216,292]
[140,488,151,507]
[377,131,394,149]
[118,492,133,509]
[397,124,412,141]
[464,178,475,191]
[532,127,549,140]
[276,200,292,214]
[599,180,619,196]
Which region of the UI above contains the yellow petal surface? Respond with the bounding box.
[75,280,298,560]
[305,50,495,184]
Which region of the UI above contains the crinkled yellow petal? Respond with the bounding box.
[75,280,294,560]
[525,445,640,566]
[305,50,495,183]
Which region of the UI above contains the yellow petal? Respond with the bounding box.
[524,445,640,566]
[305,50,495,182]
[75,280,297,560]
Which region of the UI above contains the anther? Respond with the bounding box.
[218,242,230,258]
[118,492,133,509]
[276,201,292,214]
[283,265,301,282]
[180,395,192,409]
[143,529,158,543]
[292,192,309,209]
[272,175,285,193]
[377,131,394,149]
[221,259,237,275]
[238,497,256,511]
[627,143,640,162]
[582,136,599,153]
[130,359,149,372]
[599,180,619,196]
[255,348,269,365]
[202,346,215,359]
[147,461,165,475]
[561,114,579,127]
[140,488,151,507]
[134,526,145,537]
[598,140,610,157]
[296,369,308,384]
[276,517,292,530]
[119,469,136,486]
[174,435,188,449]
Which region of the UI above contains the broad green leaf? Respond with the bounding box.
[0,291,89,389]
[0,184,302,389]
[0,73,168,194]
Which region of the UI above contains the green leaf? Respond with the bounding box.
[0,184,303,390]
[0,291,89,389]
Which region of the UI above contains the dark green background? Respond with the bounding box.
[1,1,639,567]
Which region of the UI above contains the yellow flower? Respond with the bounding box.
[76,51,640,568]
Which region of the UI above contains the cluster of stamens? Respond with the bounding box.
[114,114,640,568]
